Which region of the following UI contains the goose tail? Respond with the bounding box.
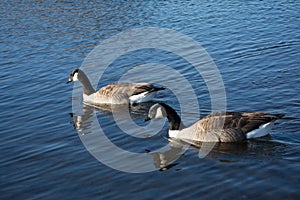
[274,114,285,119]
[246,113,284,139]
[129,86,166,103]
[151,86,166,92]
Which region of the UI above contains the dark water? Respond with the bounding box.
[1,0,300,199]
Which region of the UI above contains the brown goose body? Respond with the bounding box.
[191,112,284,142]
[146,103,284,142]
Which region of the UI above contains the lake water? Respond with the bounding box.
[1,0,300,199]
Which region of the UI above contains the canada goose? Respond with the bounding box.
[67,69,165,104]
[145,103,284,142]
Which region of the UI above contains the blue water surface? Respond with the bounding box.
[1,0,299,199]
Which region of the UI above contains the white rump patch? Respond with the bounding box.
[155,106,166,119]
[129,91,157,103]
[246,122,275,139]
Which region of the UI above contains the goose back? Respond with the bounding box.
[98,82,160,97]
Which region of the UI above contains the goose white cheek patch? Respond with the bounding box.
[155,107,165,119]
[73,72,79,81]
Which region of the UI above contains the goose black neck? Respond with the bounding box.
[78,70,96,95]
[159,103,185,130]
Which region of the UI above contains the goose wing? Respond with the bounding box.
[98,82,164,97]
[199,112,283,132]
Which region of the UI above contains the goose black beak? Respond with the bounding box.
[144,117,151,122]
[66,79,72,84]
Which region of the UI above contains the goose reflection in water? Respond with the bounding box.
[70,103,287,171]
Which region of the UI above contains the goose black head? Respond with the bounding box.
[66,68,80,84]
